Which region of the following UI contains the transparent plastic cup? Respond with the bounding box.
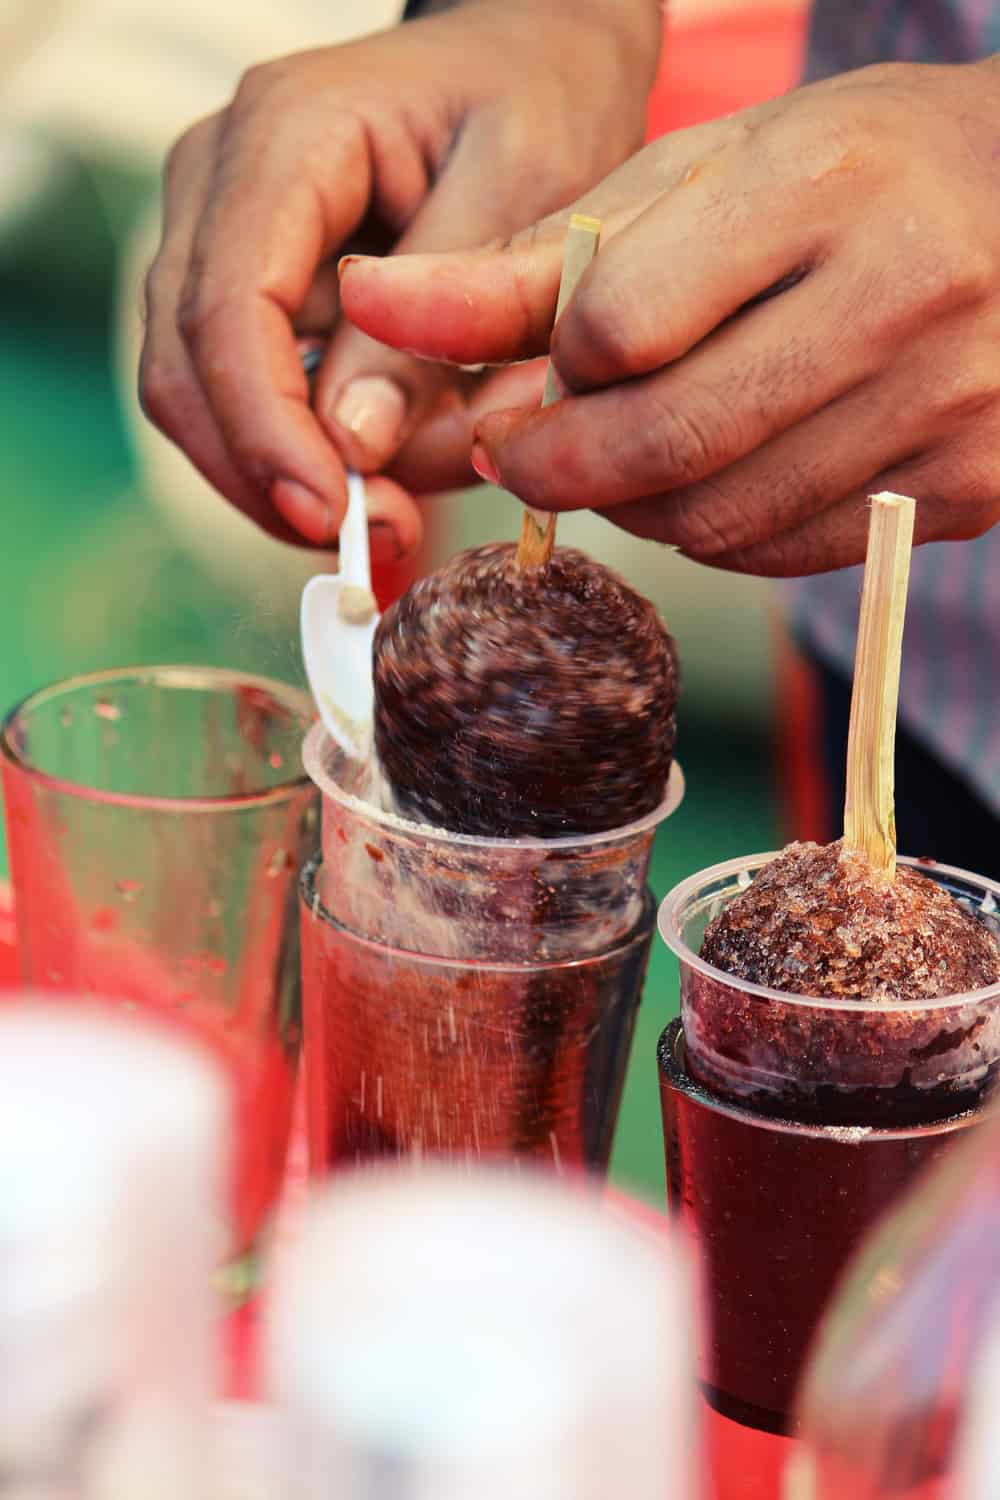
[302,722,684,963]
[301,859,655,1172]
[661,853,1000,1127]
[1,666,317,1271]
[655,853,1000,1495]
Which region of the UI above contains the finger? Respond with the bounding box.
[293,264,342,335]
[713,435,1000,576]
[332,116,734,365]
[590,344,1000,571]
[338,230,575,367]
[293,223,400,335]
[624,337,1000,562]
[587,361,932,562]
[469,263,873,514]
[336,117,828,374]
[141,120,328,544]
[389,361,548,495]
[707,492,880,576]
[359,474,425,563]
[549,179,821,392]
[177,87,432,530]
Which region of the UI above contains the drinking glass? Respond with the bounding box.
[1,666,317,1280]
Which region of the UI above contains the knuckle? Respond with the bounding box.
[142,256,168,319]
[924,361,1000,427]
[232,61,279,111]
[564,276,655,385]
[175,273,232,352]
[918,238,993,311]
[224,436,276,492]
[138,352,181,433]
[640,388,735,489]
[944,454,1000,526]
[871,236,994,343]
[668,489,738,558]
[164,114,217,189]
[948,240,995,303]
[175,280,202,345]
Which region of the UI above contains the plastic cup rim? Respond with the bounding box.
[657,849,1000,1015]
[655,1017,981,1141]
[299,856,656,974]
[1,665,314,813]
[302,721,685,853]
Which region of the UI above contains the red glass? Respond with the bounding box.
[1,667,317,1263]
[661,1022,974,1434]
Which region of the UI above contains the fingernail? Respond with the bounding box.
[368,521,403,565]
[271,477,334,545]
[337,254,371,281]
[330,376,407,462]
[470,441,500,487]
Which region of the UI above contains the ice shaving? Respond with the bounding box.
[701,837,1000,1001]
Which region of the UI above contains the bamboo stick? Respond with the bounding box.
[842,491,917,880]
[516,213,602,570]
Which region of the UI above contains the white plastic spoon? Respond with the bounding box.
[300,470,379,760]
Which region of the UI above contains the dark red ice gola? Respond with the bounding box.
[373,543,679,838]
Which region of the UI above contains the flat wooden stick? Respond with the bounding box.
[842,491,917,880]
[516,213,602,570]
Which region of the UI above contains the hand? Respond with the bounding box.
[139,0,658,553]
[340,59,1000,575]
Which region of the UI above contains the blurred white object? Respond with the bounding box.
[1,0,404,166]
[213,1402,285,1500]
[0,1001,229,1500]
[301,471,379,759]
[270,1166,698,1500]
[959,1304,1000,1500]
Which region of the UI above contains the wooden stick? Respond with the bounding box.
[516,213,602,570]
[842,491,917,880]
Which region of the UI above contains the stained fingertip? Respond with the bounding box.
[362,476,424,558]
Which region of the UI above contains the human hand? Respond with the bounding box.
[139,0,658,553]
[340,59,1000,575]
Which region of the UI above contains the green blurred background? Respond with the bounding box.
[0,2,788,1199]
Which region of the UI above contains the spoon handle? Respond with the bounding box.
[340,471,373,594]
